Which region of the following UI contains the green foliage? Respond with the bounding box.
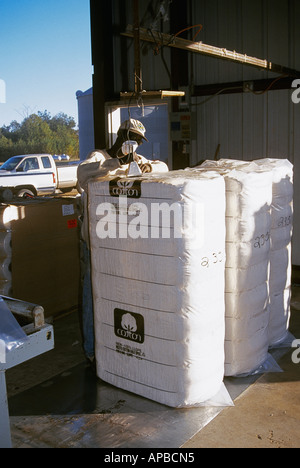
[0,111,79,161]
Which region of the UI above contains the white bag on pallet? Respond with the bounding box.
[255,159,293,346]
[219,158,294,347]
[196,161,273,376]
[88,170,227,407]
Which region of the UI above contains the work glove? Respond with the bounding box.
[139,162,152,173]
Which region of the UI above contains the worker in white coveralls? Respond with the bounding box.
[77,119,169,362]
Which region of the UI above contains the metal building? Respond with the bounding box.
[89,0,300,264]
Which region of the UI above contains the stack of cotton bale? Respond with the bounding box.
[88,170,228,407]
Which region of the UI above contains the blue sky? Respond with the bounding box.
[0,0,92,127]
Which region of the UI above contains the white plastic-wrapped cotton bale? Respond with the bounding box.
[88,170,227,407]
[255,159,293,347]
[195,161,273,376]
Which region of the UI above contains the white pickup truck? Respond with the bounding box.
[0,154,79,198]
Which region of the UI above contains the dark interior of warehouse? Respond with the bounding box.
[0,0,299,450]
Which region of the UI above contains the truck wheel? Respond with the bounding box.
[17,188,35,198]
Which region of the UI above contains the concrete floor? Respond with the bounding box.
[4,286,300,449]
[184,286,300,449]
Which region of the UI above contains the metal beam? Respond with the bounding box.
[193,76,296,97]
[123,25,300,78]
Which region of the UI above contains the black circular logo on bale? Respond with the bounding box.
[114,308,144,344]
[109,178,142,198]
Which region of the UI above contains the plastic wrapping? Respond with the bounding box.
[88,170,228,408]
[0,297,28,357]
[196,160,273,377]
[269,331,295,349]
[234,353,283,378]
[254,159,293,347]
[217,158,294,347]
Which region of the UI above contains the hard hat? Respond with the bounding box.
[119,119,148,141]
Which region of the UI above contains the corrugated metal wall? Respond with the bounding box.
[112,0,300,264]
[190,0,299,160]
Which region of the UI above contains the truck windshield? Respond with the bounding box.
[0,156,24,171]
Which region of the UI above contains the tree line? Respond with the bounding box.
[0,111,79,161]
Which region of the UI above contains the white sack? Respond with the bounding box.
[202,158,294,351]
[88,170,227,407]
[196,161,273,376]
[255,159,293,346]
